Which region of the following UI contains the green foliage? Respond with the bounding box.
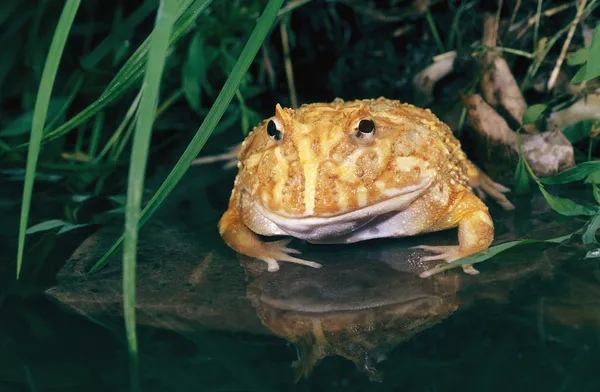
[571,23,600,83]
[16,0,81,279]
[443,234,574,268]
[89,0,285,273]
[582,210,600,245]
[3,0,283,387]
[522,103,547,125]
[539,161,600,185]
[121,0,178,389]
[513,155,531,195]
[562,119,597,143]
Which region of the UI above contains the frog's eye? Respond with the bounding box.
[352,119,376,145]
[267,119,283,141]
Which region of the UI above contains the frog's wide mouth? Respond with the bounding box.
[248,177,433,241]
[253,177,432,220]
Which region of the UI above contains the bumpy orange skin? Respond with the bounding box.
[217,97,512,276]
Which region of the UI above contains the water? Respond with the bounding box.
[2,169,599,391]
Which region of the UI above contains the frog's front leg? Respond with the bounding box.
[218,197,321,272]
[415,191,494,278]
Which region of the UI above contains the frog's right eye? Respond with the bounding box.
[267,119,283,141]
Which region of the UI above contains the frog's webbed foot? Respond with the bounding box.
[259,238,322,272]
[412,245,479,278]
[192,143,241,169]
[414,196,494,278]
[218,207,321,272]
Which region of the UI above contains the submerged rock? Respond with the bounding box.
[45,193,589,381]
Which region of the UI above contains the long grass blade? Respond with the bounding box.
[122,0,178,390]
[6,0,213,154]
[15,0,81,279]
[90,0,285,272]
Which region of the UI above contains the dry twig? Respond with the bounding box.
[280,15,298,109]
[547,0,589,91]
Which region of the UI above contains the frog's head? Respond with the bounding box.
[238,98,444,218]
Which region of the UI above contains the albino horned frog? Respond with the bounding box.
[216,98,514,278]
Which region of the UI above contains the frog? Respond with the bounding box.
[216,98,514,278]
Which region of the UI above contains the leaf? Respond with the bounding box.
[522,103,547,125]
[25,219,67,234]
[582,210,600,245]
[122,0,178,389]
[594,183,600,205]
[539,186,598,216]
[562,119,595,143]
[182,32,205,112]
[539,161,600,184]
[585,248,600,258]
[1,98,67,137]
[567,46,589,66]
[585,171,600,184]
[16,0,81,279]
[513,155,531,195]
[9,0,213,153]
[57,223,89,234]
[585,24,600,81]
[80,0,158,70]
[571,64,588,83]
[90,0,285,273]
[443,233,574,267]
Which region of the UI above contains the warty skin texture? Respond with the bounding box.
[217,98,513,278]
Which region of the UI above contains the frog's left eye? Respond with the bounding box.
[267,119,283,141]
[352,119,376,145]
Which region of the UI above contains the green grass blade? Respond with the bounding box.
[80,0,159,70]
[538,161,600,185]
[122,0,178,389]
[89,0,285,273]
[442,233,575,267]
[15,0,81,279]
[5,0,213,154]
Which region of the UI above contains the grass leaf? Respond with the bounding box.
[15,0,81,279]
[513,155,531,195]
[80,0,158,70]
[562,119,595,143]
[538,161,600,184]
[593,183,600,204]
[539,187,598,216]
[443,233,574,267]
[121,0,178,390]
[585,248,600,258]
[571,63,588,83]
[522,103,547,125]
[1,99,67,137]
[567,46,589,66]
[582,210,600,245]
[25,219,67,234]
[90,0,285,273]
[182,32,205,112]
[8,0,213,153]
[585,24,600,81]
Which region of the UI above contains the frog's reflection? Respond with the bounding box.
[238,192,588,381]
[243,252,460,381]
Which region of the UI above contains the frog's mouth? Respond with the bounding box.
[250,177,433,242]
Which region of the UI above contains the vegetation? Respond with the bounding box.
[2,0,600,389]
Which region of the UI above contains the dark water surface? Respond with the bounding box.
[1,167,599,392]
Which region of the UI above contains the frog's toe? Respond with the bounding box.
[474,170,514,211]
[260,239,322,271]
[412,245,460,262]
[413,244,479,278]
[271,238,302,254]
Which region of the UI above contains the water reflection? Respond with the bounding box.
[44,191,595,385]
